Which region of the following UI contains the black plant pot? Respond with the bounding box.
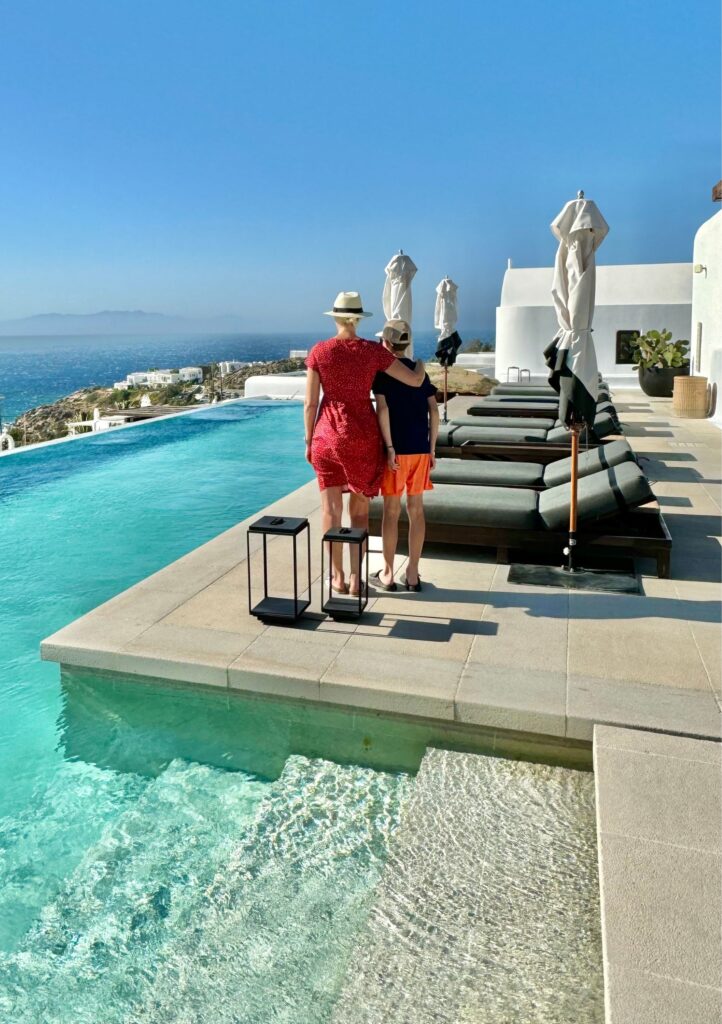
[639,364,690,398]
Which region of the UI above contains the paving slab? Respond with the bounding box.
[605,965,722,1024]
[457,663,567,735]
[594,725,722,1023]
[568,676,721,740]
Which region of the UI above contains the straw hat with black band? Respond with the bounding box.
[323,291,373,319]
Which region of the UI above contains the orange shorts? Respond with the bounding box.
[381,453,434,497]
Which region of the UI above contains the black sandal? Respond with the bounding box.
[371,570,397,592]
[404,575,422,592]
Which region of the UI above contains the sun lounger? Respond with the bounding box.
[491,377,608,397]
[438,409,621,449]
[435,412,622,465]
[451,415,558,430]
[370,460,671,577]
[431,439,636,489]
[464,397,615,419]
[492,384,562,396]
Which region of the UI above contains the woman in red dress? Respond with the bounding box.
[304,291,426,596]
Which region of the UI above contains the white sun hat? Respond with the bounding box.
[323,291,373,318]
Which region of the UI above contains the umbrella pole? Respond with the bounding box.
[565,422,580,572]
[443,365,448,424]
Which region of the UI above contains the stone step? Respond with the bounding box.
[332,748,604,1024]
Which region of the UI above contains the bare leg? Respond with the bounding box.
[405,493,426,586]
[348,491,369,594]
[320,486,345,590]
[380,496,401,586]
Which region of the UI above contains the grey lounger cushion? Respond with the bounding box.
[492,381,610,397]
[546,411,620,444]
[542,439,635,488]
[465,398,615,417]
[431,459,544,488]
[492,385,557,396]
[484,395,561,405]
[451,415,557,430]
[450,425,550,444]
[409,462,653,534]
[420,483,541,530]
[436,424,459,446]
[439,410,621,448]
[431,439,635,491]
[538,462,654,531]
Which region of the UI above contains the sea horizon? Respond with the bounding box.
[0,329,495,423]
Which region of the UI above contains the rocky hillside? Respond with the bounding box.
[9,358,305,447]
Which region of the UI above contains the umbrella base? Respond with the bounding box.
[508,563,641,595]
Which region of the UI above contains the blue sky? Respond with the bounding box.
[0,0,719,330]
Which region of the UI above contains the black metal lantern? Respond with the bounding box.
[247,515,311,623]
[321,526,369,620]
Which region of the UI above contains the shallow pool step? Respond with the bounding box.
[133,755,411,1023]
[331,748,604,1024]
[0,755,410,1024]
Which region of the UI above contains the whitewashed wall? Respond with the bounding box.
[244,374,306,400]
[495,263,692,386]
[692,210,722,422]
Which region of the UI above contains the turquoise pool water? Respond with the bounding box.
[0,403,416,1020]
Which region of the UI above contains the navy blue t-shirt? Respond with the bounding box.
[372,358,437,455]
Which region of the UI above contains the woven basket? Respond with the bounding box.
[673,375,709,418]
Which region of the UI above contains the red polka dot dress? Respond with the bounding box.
[306,337,396,497]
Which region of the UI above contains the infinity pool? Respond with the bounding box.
[0,401,603,1022]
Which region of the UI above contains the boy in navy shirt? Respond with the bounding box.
[372,320,439,592]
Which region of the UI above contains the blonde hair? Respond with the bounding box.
[334,316,361,329]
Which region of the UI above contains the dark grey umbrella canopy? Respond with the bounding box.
[435,330,462,367]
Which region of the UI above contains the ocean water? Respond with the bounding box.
[0,329,493,422]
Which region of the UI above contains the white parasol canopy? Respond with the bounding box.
[434,277,458,340]
[382,252,417,326]
[544,192,609,428]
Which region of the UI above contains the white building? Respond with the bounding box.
[113,371,152,389]
[218,360,246,374]
[691,195,721,422]
[148,370,180,386]
[127,371,151,386]
[178,366,203,383]
[495,262,692,387]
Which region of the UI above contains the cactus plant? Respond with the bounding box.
[631,329,690,371]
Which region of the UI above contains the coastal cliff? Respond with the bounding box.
[8,358,305,447]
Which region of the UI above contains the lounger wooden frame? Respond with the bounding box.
[369,502,672,578]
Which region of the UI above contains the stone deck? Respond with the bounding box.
[41,390,721,743]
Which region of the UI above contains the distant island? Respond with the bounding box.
[0,310,248,336]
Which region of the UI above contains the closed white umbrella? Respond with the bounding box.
[434,277,463,423]
[382,251,417,329]
[434,277,458,340]
[544,190,609,572]
[544,191,609,427]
